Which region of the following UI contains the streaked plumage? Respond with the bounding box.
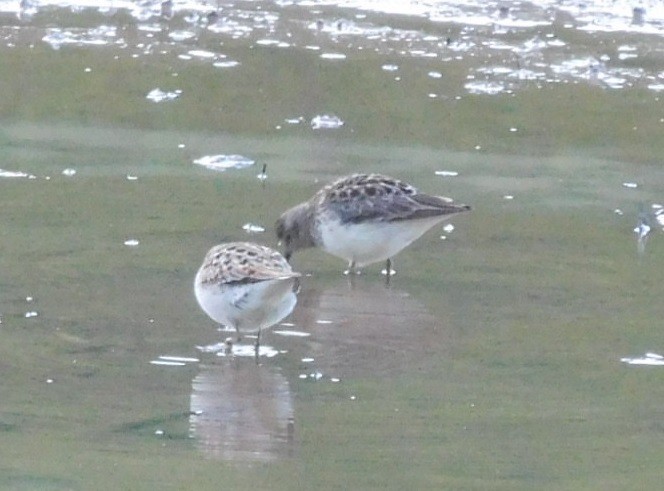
[194,242,300,355]
[275,173,471,273]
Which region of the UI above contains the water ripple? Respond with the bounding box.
[192,154,255,172]
[4,0,664,96]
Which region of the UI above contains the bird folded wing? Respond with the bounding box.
[333,193,463,224]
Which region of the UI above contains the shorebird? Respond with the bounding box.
[275,173,470,277]
[194,242,300,357]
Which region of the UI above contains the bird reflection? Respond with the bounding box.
[635,217,650,255]
[286,275,457,378]
[188,276,455,461]
[189,357,295,462]
[634,206,655,256]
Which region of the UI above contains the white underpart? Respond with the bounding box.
[194,277,298,336]
[318,215,454,267]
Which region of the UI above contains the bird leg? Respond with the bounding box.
[343,260,355,276]
[343,260,362,276]
[381,258,396,284]
[254,330,261,362]
[224,337,234,355]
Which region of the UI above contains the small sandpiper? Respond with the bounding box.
[275,173,471,276]
[194,242,301,357]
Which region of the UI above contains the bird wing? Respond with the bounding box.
[200,242,300,286]
[317,173,470,225]
[328,189,469,224]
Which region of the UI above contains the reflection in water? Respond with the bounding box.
[196,339,282,358]
[188,277,445,461]
[621,352,664,366]
[655,205,664,230]
[633,204,663,255]
[189,358,295,462]
[286,276,456,378]
[634,217,651,255]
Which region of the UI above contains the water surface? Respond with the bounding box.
[1,1,663,489]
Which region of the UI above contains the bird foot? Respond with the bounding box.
[224,337,234,353]
[195,338,234,354]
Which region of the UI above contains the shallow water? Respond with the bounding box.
[1,1,664,490]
